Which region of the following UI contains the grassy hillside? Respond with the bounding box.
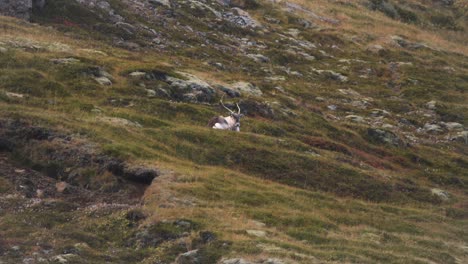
[0,0,467,263]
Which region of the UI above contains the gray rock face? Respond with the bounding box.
[368,128,405,147]
[221,259,252,264]
[176,250,200,264]
[166,72,215,103]
[0,0,32,20]
[230,82,262,96]
[223,8,261,28]
[431,188,450,201]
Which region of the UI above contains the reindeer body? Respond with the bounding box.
[209,96,243,132]
[208,115,240,131]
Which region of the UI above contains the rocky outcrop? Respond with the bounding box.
[0,0,32,20]
[0,0,46,20]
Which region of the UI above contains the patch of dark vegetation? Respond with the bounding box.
[127,219,199,248]
[0,118,157,200]
[367,0,418,23]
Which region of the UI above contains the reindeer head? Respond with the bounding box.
[221,97,244,121]
[220,96,244,131]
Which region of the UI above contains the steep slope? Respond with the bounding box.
[0,0,467,263]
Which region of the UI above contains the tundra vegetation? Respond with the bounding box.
[0,0,467,263]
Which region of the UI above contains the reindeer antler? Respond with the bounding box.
[236,103,241,114]
[220,95,235,114]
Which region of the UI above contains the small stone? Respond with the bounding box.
[146,89,157,97]
[444,122,463,131]
[129,71,146,78]
[327,105,337,111]
[94,77,112,86]
[221,258,252,264]
[176,249,199,264]
[247,54,270,63]
[56,181,69,193]
[6,92,25,99]
[230,82,262,97]
[426,100,437,110]
[424,123,443,134]
[246,230,267,237]
[450,131,468,144]
[0,47,7,53]
[431,188,450,201]
[345,115,365,123]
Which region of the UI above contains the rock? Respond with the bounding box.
[5,92,25,99]
[176,249,200,264]
[230,82,262,96]
[450,131,468,144]
[239,100,274,118]
[129,71,146,78]
[431,188,450,201]
[146,89,157,97]
[371,109,391,117]
[367,128,405,147]
[148,0,171,7]
[391,35,428,50]
[262,259,286,264]
[220,259,252,264]
[50,58,80,64]
[166,72,215,103]
[426,100,437,110]
[51,254,77,263]
[97,117,142,128]
[0,0,32,20]
[423,123,443,134]
[223,8,261,28]
[366,44,386,54]
[312,69,348,82]
[0,46,7,53]
[94,76,112,86]
[247,54,270,63]
[115,22,136,35]
[199,231,217,244]
[246,230,266,237]
[217,85,241,98]
[345,115,365,123]
[327,105,337,111]
[55,181,70,193]
[442,122,464,131]
[123,166,160,184]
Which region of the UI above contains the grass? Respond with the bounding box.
[0,0,467,262]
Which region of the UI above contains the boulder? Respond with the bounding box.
[148,0,171,7]
[345,115,365,123]
[97,117,142,128]
[450,131,468,144]
[246,230,266,237]
[367,128,405,147]
[230,82,262,96]
[220,259,252,264]
[176,250,200,264]
[166,72,215,103]
[94,76,112,86]
[223,8,261,28]
[431,188,450,201]
[366,44,386,55]
[423,123,443,134]
[442,122,464,131]
[426,100,437,110]
[247,54,270,63]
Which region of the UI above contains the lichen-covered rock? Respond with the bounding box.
[230,82,262,96]
[0,0,32,20]
[367,128,405,147]
[166,72,216,103]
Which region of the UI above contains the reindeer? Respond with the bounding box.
[208,97,244,132]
